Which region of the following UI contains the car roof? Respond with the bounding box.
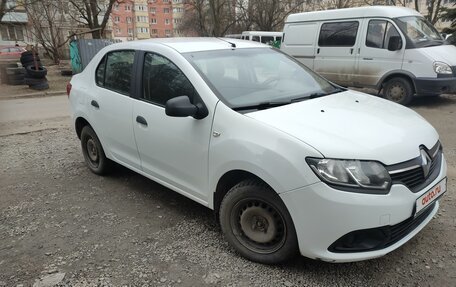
[105,37,269,54]
[286,6,421,23]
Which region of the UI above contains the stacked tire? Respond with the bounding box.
[5,64,26,85]
[20,51,49,90]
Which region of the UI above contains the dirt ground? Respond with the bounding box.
[0,96,455,286]
[0,64,69,97]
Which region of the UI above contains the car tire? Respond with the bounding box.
[26,65,47,78]
[383,77,413,105]
[80,125,112,175]
[6,77,24,85]
[8,73,25,81]
[29,81,49,90]
[6,67,25,75]
[20,52,40,65]
[24,77,46,85]
[219,179,298,264]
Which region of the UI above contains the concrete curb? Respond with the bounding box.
[0,90,66,100]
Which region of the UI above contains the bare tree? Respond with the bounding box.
[180,0,238,36]
[24,0,72,64]
[0,0,7,21]
[68,0,118,39]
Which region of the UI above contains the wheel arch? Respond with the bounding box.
[213,169,274,220]
[75,116,91,139]
[377,71,416,94]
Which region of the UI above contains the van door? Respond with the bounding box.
[314,20,360,86]
[281,22,318,69]
[355,19,405,87]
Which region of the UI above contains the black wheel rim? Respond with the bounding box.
[386,83,406,102]
[85,137,99,168]
[230,198,286,254]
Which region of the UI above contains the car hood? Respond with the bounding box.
[420,45,456,66]
[246,91,439,165]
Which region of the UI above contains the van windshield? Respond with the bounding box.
[395,16,443,47]
[184,48,340,111]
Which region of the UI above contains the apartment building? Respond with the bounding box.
[0,0,32,46]
[111,0,176,41]
[172,0,184,36]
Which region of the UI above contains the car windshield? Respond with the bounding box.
[395,16,443,47]
[184,48,340,110]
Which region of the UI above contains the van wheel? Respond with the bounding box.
[383,77,413,105]
[80,126,112,175]
[219,179,298,264]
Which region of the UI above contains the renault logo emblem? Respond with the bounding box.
[420,149,432,178]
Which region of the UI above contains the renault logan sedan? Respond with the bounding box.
[68,38,447,264]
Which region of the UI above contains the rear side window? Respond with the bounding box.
[366,20,400,49]
[261,36,274,44]
[96,50,135,95]
[318,21,359,47]
[252,36,260,42]
[142,52,197,106]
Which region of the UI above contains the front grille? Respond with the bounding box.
[387,142,442,193]
[329,202,436,253]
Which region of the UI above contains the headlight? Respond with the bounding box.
[306,158,391,193]
[433,62,453,74]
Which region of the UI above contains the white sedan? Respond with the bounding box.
[68,38,447,264]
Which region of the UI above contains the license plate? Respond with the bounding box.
[415,178,446,216]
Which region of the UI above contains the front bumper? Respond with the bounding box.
[414,77,456,95]
[280,155,447,263]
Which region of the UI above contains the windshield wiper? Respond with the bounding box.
[233,88,344,111]
[232,101,290,111]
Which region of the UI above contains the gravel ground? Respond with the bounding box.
[0,96,455,286]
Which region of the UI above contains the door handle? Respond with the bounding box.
[350,48,354,54]
[317,48,320,54]
[136,116,148,126]
[363,58,373,60]
[91,100,99,109]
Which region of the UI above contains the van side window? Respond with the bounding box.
[261,36,274,44]
[142,52,197,106]
[318,21,359,47]
[102,50,135,95]
[366,20,400,49]
[252,36,260,42]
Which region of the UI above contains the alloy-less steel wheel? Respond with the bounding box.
[80,126,112,175]
[219,179,298,264]
[383,77,413,105]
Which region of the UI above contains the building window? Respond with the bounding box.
[165,29,171,36]
[125,5,131,11]
[114,3,119,10]
[173,18,182,24]
[116,28,121,34]
[165,19,170,25]
[114,16,120,22]
[151,18,157,24]
[163,8,169,13]
[128,28,133,35]
[163,0,169,3]
[136,16,148,22]
[0,25,24,41]
[135,5,146,11]
[137,27,149,33]
[127,17,132,23]
[150,7,156,14]
[151,29,158,34]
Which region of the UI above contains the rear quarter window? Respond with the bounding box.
[318,21,359,47]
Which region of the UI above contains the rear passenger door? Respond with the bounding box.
[355,19,405,87]
[90,50,141,170]
[314,20,360,86]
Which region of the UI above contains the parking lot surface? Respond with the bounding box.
[0,95,455,286]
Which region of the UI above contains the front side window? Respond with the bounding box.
[142,53,197,106]
[184,48,338,109]
[366,20,401,49]
[318,21,359,47]
[96,50,135,95]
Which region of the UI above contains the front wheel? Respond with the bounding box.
[219,179,298,264]
[383,77,414,105]
[80,126,112,175]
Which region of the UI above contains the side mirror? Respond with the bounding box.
[388,36,402,51]
[165,96,208,119]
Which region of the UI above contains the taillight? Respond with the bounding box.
[66,82,72,97]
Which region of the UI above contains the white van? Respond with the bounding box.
[240,31,283,44]
[281,6,456,105]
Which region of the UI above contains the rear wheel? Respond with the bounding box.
[219,179,298,264]
[383,77,413,105]
[80,126,112,175]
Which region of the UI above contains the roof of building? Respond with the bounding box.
[285,6,422,23]
[107,37,268,53]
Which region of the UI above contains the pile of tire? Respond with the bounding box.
[4,64,26,85]
[20,51,49,90]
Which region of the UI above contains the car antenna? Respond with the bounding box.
[217,37,236,48]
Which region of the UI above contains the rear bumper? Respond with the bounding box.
[414,77,456,95]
